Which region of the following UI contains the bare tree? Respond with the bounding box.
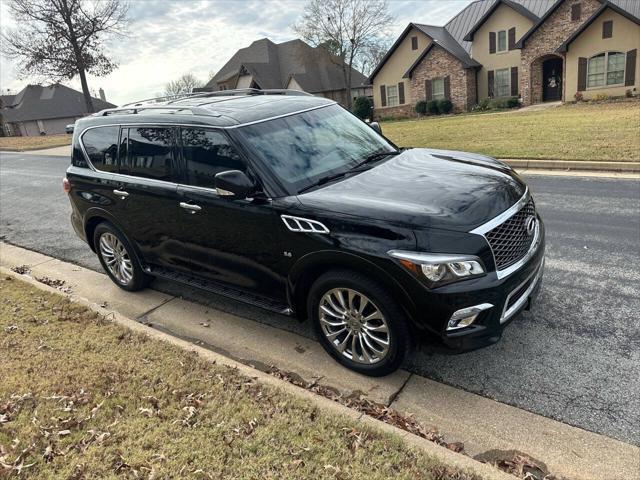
[164,73,204,97]
[294,0,394,109]
[1,0,128,113]
[356,37,392,77]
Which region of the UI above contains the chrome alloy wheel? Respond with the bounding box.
[319,288,390,365]
[99,233,134,285]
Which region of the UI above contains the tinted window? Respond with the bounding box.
[81,126,119,172]
[181,128,244,188]
[125,127,177,181]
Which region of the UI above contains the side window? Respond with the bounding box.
[181,128,244,189]
[125,127,177,182]
[81,126,119,172]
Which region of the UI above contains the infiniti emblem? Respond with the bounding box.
[524,215,537,236]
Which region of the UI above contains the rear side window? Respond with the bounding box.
[181,128,244,189]
[81,126,119,172]
[123,127,178,182]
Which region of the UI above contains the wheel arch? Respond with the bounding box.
[83,209,143,264]
[288,250,420,329]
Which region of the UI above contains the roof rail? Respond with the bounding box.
[95,105,218,117]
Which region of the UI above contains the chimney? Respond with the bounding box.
[99,88,106,102]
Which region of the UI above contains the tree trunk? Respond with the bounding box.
[77,66,95,113]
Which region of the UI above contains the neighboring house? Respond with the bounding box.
[1,84,115,136]
[370,0,640,117]
[199,38,371,106]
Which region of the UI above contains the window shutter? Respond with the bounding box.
[510,67,518,96]
[625,49,637,86]
[508,27,516,50]
[577,57,587,91]
[444,76,451,100]
[571,3,581,21]
[398,82,405,104]
[602,20,613,39]
[488,70,495,97]
[380,85,386,107]
[489,32,496,54]
[425,79,432,101]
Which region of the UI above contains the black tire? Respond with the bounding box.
[93,222,151,292]
[308,270,411,376]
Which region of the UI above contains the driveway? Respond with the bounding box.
[1,151,638,445]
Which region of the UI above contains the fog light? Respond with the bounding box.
[447,303,493,331]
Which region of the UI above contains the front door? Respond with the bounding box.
[173,127,286,300]
[542,57,563,101]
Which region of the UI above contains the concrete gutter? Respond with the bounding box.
[501,158,640,173]
[1,242,639,480]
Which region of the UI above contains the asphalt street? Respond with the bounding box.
[1,151,639,445]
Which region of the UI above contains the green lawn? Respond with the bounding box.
[381,101,640,161]
[0,275,482,480]
[0,134,71,152]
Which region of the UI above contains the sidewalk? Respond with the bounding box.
[1,242,638,480]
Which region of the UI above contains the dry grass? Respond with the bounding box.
[381,101,640,161]
[0,134,71,152]
[0,275,481,480]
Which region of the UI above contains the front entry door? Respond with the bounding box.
[542,57,563,101]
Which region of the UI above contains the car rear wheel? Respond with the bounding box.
[308,270,410,376]
[93,222,151,291]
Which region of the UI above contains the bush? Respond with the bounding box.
[415,100,428,115]
[506,96,519,108]
[352,96,373,120]
[437,99,453,114]
[592,93,609,102]
[473,98,491,111]
[574,91,584,102]
[625,89,633,98]
[426,100,439,114]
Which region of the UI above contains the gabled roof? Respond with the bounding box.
[403,32,481,79]
[463,0,539,41]
[557,1,640,52]
[202,38,368,93]
[1,84,115,123]
[0,94,15,108]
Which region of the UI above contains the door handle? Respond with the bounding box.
[179,202,202,213]
[113,189,129,198]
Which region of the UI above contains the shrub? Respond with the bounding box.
[592,93,609,102]
[426,100,439,114]
[506,96,519,108]
[352,96,373,120]
[574,91,584,102]
[415,100,428,115]
[625,89,633,98]
[473,98,491,111]
[437,99,453,114]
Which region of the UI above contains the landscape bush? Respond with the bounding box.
[426,100,439,114]
[437,99,453,114]
[352,95,373,120]
[414,100,428,115]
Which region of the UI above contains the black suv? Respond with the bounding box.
[65,89,544,376]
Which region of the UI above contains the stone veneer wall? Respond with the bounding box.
[410,45,476,112]
[520,0,601,105]
[373,104,416,120]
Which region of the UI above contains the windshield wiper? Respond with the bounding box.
[297,170,351,194]
[351,150,400,170]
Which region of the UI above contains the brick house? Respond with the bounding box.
[370,0,640,118]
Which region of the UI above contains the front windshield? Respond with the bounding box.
[236,104,396,194]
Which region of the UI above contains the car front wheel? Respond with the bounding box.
[308,270,411,376]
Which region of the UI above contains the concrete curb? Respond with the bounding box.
[1,265,517,480]
[501,158,640,172]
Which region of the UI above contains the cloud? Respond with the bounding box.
[0,0,472,105]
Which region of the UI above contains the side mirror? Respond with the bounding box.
[369,121,382,135]
[214,170,254,199]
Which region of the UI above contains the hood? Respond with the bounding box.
[297,148,526,232]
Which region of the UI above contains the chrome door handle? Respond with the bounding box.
[179,202,202,213]
[113,189,129,198]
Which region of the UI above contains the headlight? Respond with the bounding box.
[388,250,486,288]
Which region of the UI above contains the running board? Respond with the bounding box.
[144,266,293,316]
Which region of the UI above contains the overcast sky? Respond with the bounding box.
[0,0,472,106]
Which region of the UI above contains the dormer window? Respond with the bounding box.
[497,30,507,52]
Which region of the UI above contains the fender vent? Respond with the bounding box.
[281,215,329,234]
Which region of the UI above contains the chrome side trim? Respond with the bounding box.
[387,250,484,266]
[470,188,529,236]
[447,303,494,331]
[501,258,544,324]
[281,215,330,234]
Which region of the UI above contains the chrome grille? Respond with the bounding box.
[485,199,537,270]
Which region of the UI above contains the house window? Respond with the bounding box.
[588,52,625,88]
[411,36,418,50]
[602,20,613,39]
[497,30,507,52]
[495,68,510,97]
[386,85,399,107]
[432,78,445,100]
[571,3,581,21]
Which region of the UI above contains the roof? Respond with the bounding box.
[557,1,640,52]
[1,84,115,123]
[202,38,369,93]
[403,35,481,79]
[463,0,540,41]
[0,95,15,108]
[516,0,640,48]
[79,93,337,130]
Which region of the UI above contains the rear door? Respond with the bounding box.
[173,127,286,299]
[114,126,188,270]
